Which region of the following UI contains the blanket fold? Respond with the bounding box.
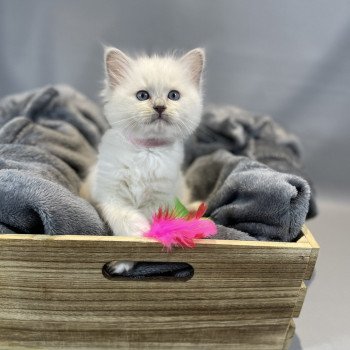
[186,149,311,241]
[184,106,317,220]
[0,85,109,235]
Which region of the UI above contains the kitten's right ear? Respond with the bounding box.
[104,47,131,88]
[180,48,205,87]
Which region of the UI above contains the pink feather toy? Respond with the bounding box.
[143,198,217,250]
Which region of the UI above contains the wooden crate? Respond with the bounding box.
[0,226,318,350]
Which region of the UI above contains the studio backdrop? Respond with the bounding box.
[0,0,349,198]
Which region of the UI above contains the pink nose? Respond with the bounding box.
[153,105,166,114]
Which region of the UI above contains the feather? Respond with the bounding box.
[143,199,217,250]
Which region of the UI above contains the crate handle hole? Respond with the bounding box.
[102,261,194,281]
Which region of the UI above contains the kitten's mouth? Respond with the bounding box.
[149,114,170,124]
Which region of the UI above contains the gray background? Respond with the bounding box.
[0,1,349,349]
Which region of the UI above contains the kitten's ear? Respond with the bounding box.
[104,47,131,88]
[180,48,205,87]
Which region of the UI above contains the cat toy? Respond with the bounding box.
[143,198,217,250]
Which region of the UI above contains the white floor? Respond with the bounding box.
[290,197,350,349]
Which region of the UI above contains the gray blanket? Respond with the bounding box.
[184,106,317,242]
[0,86,317,277]
[0,85,109,235]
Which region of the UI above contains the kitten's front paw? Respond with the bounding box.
[107,261,135,275]
[111,212,150,237]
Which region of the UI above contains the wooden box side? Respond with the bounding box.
[0,229,315,349]
[301,226,319,280]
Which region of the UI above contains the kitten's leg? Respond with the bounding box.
[106,260,135,274]
[177,173,202,212]
[99,202,150,237]
[79,166,96,202]
[99,202,150,274]
[177,172,191,205]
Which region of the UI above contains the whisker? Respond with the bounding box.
[109,117,135,126]
[176,119,194,137]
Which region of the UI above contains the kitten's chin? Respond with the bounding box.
[131,123,176,140]
[115,117,196,144]
[144,119,196,140]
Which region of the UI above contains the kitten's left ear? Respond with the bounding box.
[180,48,205,87]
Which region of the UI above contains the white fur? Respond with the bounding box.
[82,48,205,273]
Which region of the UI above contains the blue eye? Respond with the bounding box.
[168,90,180,101]
[136,90,150,101]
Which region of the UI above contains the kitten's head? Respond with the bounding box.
[102,47,205,145]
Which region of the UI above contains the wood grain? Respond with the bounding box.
[292,281,307,318]
[282,320,296,350]
[0,227,318,349]
[302,225,320,280]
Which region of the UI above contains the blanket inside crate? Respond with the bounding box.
[0,85,317,277]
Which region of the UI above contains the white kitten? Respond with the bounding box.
[82,47,205,273]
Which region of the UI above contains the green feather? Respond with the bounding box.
[173,197,189,218]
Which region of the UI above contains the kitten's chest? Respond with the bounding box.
[119,148,182,210]
[97,138,183,209]
[125,149,180,188]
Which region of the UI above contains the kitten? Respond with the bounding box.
[82,47,205,273]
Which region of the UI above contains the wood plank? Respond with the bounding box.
[0,233,312,248]
[292,281,307,318]
[302,226,319,279]
[297,236,308,243]
[282,319,296,350]
[0,230,316,349]
[0,318,291,350]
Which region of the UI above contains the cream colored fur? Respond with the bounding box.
[82,47,205,273]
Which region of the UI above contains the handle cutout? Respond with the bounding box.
[102,261,194,281]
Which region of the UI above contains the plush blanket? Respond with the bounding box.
[0,86,317,276]
[184,106,317,241]
[0,85,109,235]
